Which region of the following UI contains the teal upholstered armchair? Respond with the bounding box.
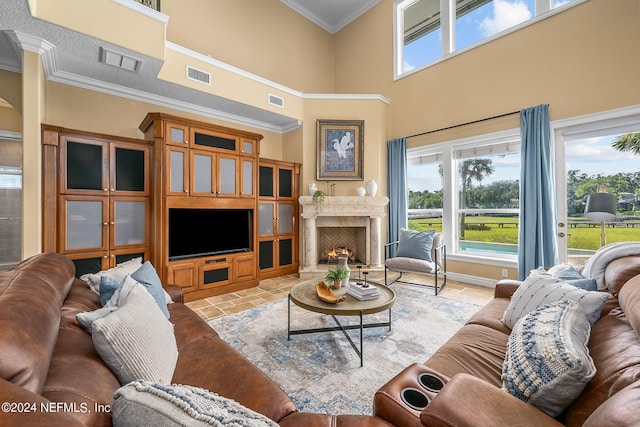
[384,230,447,295]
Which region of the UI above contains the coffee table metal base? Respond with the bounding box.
[287,295,392,367]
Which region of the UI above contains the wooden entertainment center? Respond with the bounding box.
[42,113,299,302]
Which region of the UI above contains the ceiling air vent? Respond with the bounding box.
[186,66,211,85]
[268,93,285,108]
[99,47,142,72]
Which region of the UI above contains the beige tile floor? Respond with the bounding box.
[186,272,494,321]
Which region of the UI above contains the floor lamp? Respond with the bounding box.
[584,186,617,247]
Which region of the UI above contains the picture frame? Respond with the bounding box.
[316,119,364,180]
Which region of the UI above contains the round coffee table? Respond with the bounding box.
[288,279,396,366]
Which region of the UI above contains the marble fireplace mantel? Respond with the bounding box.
[298,196,389,278]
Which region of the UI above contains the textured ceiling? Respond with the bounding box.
[0,0,379,132]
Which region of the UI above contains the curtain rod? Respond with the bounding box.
[406,110,520,139]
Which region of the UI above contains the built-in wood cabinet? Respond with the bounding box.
[139,113,263,301]
[258,159,300,279]
[42,126,151,277]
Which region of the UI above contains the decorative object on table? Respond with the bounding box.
[347,281,380,301]
[584,185,617,247]
[355,265,364,285]
[315,281,345,304]
[357,186,366,196]
[362,271,369,287]
[336,256,350,288]
[312,190,325,214]
[316,119,364,180]
[325,265,350,289]
[308,182,318,196]
[366,179,378,196]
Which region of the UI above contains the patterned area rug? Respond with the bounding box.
[208,283,481,415]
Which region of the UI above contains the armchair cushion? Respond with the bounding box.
[395,228,435,262]
[385,256,436,274]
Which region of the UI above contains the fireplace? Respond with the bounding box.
[298,196,389,278]
[318,226,366,264]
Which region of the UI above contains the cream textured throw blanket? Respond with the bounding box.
[581,242,640,290]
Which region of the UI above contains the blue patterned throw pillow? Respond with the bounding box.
[502,299,596,417]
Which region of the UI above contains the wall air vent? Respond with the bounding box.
[268,93,285,108]
[99,47,142,72]
[186,66,211,85]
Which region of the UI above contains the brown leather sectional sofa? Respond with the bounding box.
[374,255,640,426]
[0,253,391,426]
[2,252,640,426]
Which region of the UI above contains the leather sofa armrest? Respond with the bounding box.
[420,374,563,427]
[494,280,522,298]
[165,284,184,304]
[0,378,84,426]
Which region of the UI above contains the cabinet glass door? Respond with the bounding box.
[241,159,253,196]
[64,198,106,251]
[113,200,146,246]
[278,167,294,198]
[65,140,106,192]
[193,152,214,194]
[259,165,274,197]
[259,203,275,235]
[169,149,187,193]
[259,240,274,270]
[114,146,146,193]
[218,156,237,195]
[277,203,293,234]
[278,238,293,267]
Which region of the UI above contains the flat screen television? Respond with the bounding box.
[169,208,252,261]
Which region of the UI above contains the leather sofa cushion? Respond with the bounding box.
[564,299,640,426]
[0,253,75,393]
[172,335,298,424]
[169,303,219,350]
[618,275,640,335]
[465,297,511,334]
[604,255,640,296]
[583,381,640,427]
[424,324,509,387]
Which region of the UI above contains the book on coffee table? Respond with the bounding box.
[347,283,380,300]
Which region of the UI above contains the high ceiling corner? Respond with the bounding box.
[280,0,381,34]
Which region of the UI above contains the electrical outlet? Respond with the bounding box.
[501,269,509,278]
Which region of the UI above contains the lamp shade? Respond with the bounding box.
[585,192,617,222]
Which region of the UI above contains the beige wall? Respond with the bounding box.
[43,82,284,148]
[334,0,640,141]
[10,0,640,282]
[163,0,335,93]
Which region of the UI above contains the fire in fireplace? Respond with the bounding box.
[320,246,360,264]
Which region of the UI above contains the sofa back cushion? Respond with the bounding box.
[603,255,640,296]
[564,278,640,426]
[0,253,75,393]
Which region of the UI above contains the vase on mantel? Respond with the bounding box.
[308,183,318,196]
[366,180,378,197]
[337,256,350,288]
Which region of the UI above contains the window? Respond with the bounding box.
[0,138,22,270]
[454,139,520,257]
[395,0,580,78]
[407,153,443,232]
[408,130,521,262]
[555,114,640,262]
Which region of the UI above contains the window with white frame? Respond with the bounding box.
[395,0,580,78]
[407,130,521,261]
